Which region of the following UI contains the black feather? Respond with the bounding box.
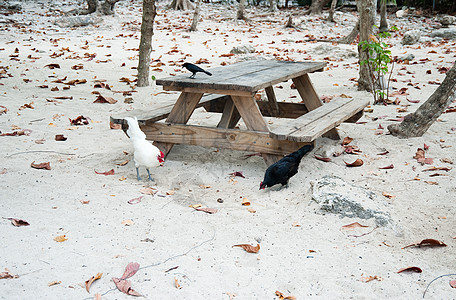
[182,62,212,79]
[260,144,314,190]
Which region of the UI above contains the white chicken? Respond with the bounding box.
[124,117,164,181]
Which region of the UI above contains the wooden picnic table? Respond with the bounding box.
[111,60,369,165]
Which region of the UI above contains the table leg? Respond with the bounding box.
[231,95,282,166]
[292,74,340,140]
[265,86,280,117]
[217,96,241,129]
[153,92,204,156]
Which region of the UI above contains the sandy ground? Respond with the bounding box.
[1,1,455,299]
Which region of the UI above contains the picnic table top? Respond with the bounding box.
[156,60,326,94]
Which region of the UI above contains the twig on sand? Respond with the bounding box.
[423,273,456,298]
[5,150,76,157]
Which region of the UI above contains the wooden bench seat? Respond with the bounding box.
[110,93,229,126]
[269,97,370,142]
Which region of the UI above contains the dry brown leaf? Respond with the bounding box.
[116,159,129,166]
[241,198,250,206]
[382,192,395,199]
[275,290,297,300]
[360,275,382,282]
[3,217,30,227]
[423,166,451,172]
[94,95,117,104]
[189,203,202,209]
[292,221,301,227]
[55,134,67,141]
[54,235,68,242]
[0,168,6,175]
[121,219,134,226]
[94,169,115,176]
[379,164,394,169]
[80,200,90,205]
[424,181,438,185]
[232,244,260,253]
[397,266,422,273]
[199,184,211,189]
[341,222,368,230]
[402,238,447,249]
[247,208,256,213]
[31,161,51,170]
[174,278,182,289]
[140,187,157,195]
[314,155,331,162]
[344,159,364,167]
[0,269,19,279]
[110,122,122,130]
[85,272,103,293]
[48,280,61,286]
[194,207,218,214]
[166,190,175,195]
[342,136,353,145]
[112,278,142,297]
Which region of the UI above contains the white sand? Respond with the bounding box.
[1,1,455,299]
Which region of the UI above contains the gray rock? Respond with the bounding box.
[311,44,357,59]
[311,175,393,227]
[7,2,22,10]
[430,28,456,40]
[55,15,102,28]
[402,30,421,45]
[438,15,455,27]
[230,45,255,54]
[398,53,415,61]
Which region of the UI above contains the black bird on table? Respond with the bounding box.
[182,62,212,79]
[259,144,314,190]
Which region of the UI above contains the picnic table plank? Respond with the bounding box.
[141,122,309,156]
[157,60,326,93]
[265,86,280,117]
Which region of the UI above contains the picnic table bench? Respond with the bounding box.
[111,60,369,165]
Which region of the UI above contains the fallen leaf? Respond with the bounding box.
[119,176,127,181]
[110,122,121,130]
[93,293,102,300]
[379,164,394,169]
[360,275,382,282]
[174,278,182,289]
[31,161,51,170]
[120,262,140,280]
[342,136,353,145]
[229,171,245,178]
[0,130,32,136]
[382,192,395,199]
[69,115,89,126]
[0,168,6,174]
[0,105,8,114]
[94,95,117,104]
[194,207,218,214]
[80,200,90,204]
[35,139,45,144]
[95,169,115,175]
[128,196,144,205]
[397,266,422,273]
[54,235,68,242]
[344,159,364,167]
[424,181,438,185]
[112,278,142,297]
[341,222,368,230]
[199,184,211,189]
[189,203,202,209]
[0,270,19,279]
[450,280,456,288]
[55,134,67,141]
[423,166,451,172]
[121,219,134,226]
[247,208,256,213]
[232,244,260,253]
[116,159,129,166]
[85,273,103,293]
[275,290,297,300]
[45,63,60,69]
[314,155,331,162]
[402,238,447,249]
[140,187,157,195]
[241,198,250,206]
[48,280,61,286]
[166,190,175,195]
[292,221,301,227]
[3,217,30,227]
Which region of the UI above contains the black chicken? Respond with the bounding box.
[182,62,212,79]
[259,144,314,190]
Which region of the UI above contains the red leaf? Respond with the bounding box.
[379,164,394,169]
[127,196,144,205]
[94,95,117,104]
[55,134,67,141]
[423,143,430,151]
[94,169,115,175]
[314,155,331,162]
[112,278,143,297]
[450,280,456,288]
[397,266,422,273]
[344,159,364,167]
[342,136,353,145]
[3,217,30,227]
[31,161,51,170]
[402,238,447,249]
[229,171,245,178]
[377,151,389,155]
[232,244,260,253]
[69,115,89,126]
[121,262,140,280]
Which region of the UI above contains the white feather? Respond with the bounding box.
[125,116,146,140]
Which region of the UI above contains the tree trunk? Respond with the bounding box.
[168,0,194,10]
[237,0,247,20]
[339,19,359,44]
[327,0,337,22]
[190,0,201,31]
[269,0,278,12]
[309,0,331,15]
[285,14,294,28]
[99,0,121,15]
[388,62,456,138]
[358,0,375,92]
[137,0,156,87]
[379,0,388,32]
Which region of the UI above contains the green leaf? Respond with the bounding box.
[151,75,156,81]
